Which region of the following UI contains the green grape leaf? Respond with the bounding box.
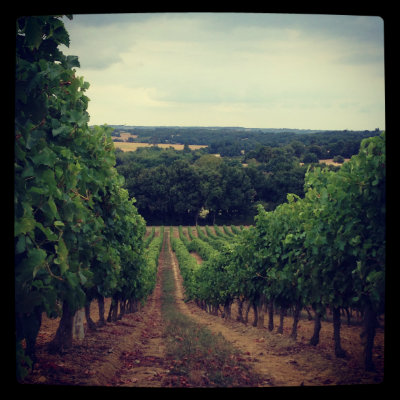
[24,18,43,50]
[15,217,36,236]
[65,55,80,69]
[26,248,47,277]
[52,125,71,137]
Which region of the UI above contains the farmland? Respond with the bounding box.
[113,141,208,152]
[112,128,372,226]
[21,226,384,387]
[15,16,386,389]
[17,132,386,386]
[111,130,208,152]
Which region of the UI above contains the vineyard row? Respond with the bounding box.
[15,16,385,381]
[169,134,385,373]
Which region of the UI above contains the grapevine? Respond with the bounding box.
[15,15,385,380]
[15,16,151,379]
[171,135,385,371]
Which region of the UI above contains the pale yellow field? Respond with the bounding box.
[299,158,350,167]
[119,132,138,141]
[113,141,208,152]
[318,158,350,166]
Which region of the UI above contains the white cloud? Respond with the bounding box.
[63,13,385,130]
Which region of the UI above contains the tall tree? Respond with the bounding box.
[169,160,203,224]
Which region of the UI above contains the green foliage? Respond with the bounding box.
[301,133,385,312]
[222,225,235,237]
[115,126,380,223]
[15,15,384,379]
[170,232,199,300]
[116,148,257,224]
[144,226,156,248]
[302,152,319,164]
[191,233,240,309]
[205,225,218,240]
[188,237,218,262]
[230,225,241,235]
[15,16,149,379]
[195,225,228,252]
[137,227,164,302]
[171,134,385,369]
[333,155,345,163]
[119,125,379,158]
[16,15,96,320]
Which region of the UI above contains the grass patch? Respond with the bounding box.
[160,254,262,387]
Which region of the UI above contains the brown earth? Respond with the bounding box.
[168,228,384,387]
[21,227,385,388]
[22,233,168,387]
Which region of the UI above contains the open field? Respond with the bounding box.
[299,158,351,167]
[119,132,138,141]
[113,141,208,152]
[319,158,350,166]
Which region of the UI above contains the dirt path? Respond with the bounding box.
[24,277,167,387]
[112,240,167,387]
[167,229,384,386]
[168,234,303,386]
[22,227,384,387]
[23,230,168,387]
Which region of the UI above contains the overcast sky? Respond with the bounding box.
[61,13,385,130]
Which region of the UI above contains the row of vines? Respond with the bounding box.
[15,15,385,382]
[15,16,162,380]
[172,136,385,372]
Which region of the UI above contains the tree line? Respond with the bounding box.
[111,125,381,158]
[115,141,354,225]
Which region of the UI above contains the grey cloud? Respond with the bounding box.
[66,13,155,27]
[60,12,385,130]
[335,51,384,66]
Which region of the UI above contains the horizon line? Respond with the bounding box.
[93,124,382,132]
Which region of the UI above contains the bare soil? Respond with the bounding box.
[167,232,384,387]
[21,227,384,388]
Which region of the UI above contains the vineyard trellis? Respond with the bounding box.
[15,15,385,382]
[171,135,385,372]
[15,16,160,379]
